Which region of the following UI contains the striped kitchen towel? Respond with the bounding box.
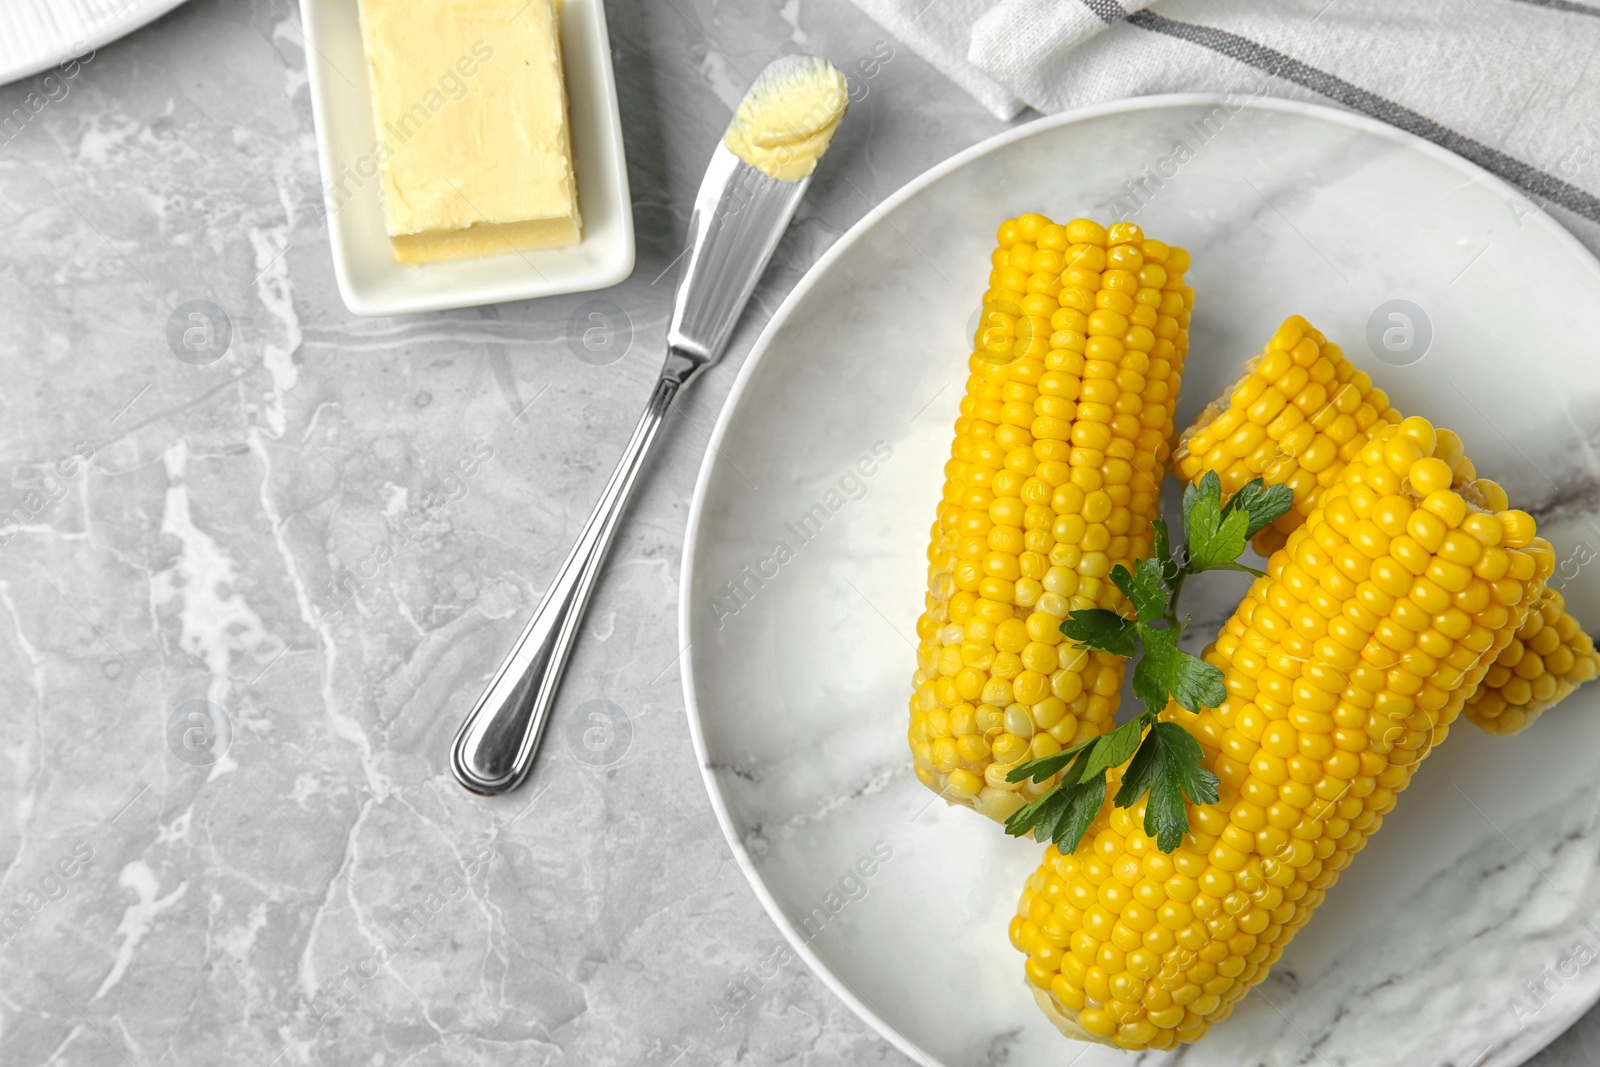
[846,0,1600,238]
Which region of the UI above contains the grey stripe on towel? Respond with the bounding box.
[1073,0,1600,224]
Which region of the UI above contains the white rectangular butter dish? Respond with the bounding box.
[298,0,634,315]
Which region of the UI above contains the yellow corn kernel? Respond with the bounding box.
[1018,417,1544,1049]
[912,216,1193,820]
[1174,315,1598,736]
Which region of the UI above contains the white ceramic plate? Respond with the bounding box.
[0,0,188,87]
[298,0,633,316]
[682,95,1600,1067]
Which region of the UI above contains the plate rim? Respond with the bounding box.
[678,91,1600,1067]
[0,0,191,87]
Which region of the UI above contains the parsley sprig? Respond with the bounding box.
[1003,472,1294,854]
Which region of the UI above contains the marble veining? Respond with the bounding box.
[3,3,1600,1067]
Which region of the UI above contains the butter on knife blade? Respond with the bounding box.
[723,54,848,182]
[354,0,581,264]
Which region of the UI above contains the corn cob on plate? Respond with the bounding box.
[910,213,1193,822]
[1014,419,1554,1049]
[682,98,1600,1067]
[1174,316,1600,736]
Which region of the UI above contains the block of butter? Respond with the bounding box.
[355,0,581,264]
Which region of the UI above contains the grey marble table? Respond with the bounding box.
[1,2,1598,1065]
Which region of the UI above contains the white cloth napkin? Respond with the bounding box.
[848,0,1600,233]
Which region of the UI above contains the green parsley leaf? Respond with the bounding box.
[1114,722,1220,852]
[1049,772,1108,854]
[1111,560,1168,622]
[1005,767,1109,855]
[1224,477,1296,540]
[1081,718,1147,779]
[1151,518,1177,583]
[1060,608,1139,657]
[1005,786,1068,840]
[1155,721,1220,804]
[1111,728,1161,810]
[1186,501,1250,571]
[1129,624,1176,713]
[1131,624,1227,715]
[1182,470,1223,545]
[1005,735,1096,784]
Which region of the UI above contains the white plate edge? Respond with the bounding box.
[677,91,1600,1067]
[0,0,190,87]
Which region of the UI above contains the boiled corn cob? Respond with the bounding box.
[1470,586,1599,735]
[1173,315,1599,735]
[909,214,1194,822]
[1448,472,1599,733]
[1174,316,1401,557]
[1011,417,1555,1050]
